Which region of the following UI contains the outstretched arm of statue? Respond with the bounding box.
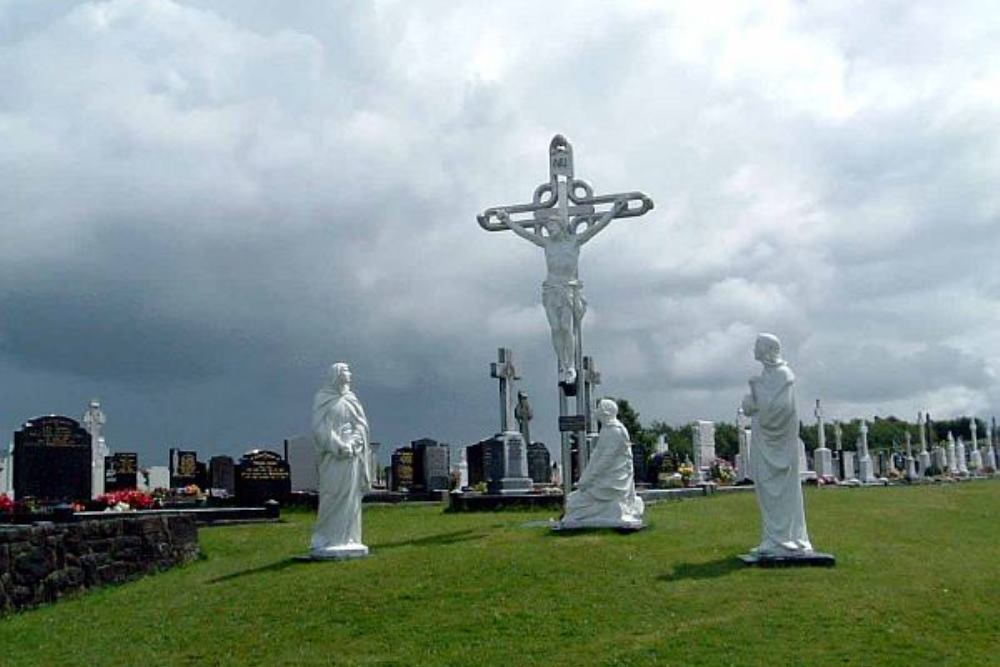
[498,210,546,248]
[576,199,627,245]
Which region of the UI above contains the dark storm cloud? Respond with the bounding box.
[2,1,1000,465]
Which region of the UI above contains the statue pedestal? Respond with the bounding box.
[303,544,369,561]
[551,517,644,532]
[493,431,533,494]
[814,447,834,479]
[739,551,835,567]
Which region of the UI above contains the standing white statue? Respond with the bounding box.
[740,334,830,564]
[554,399,644,530]
[310,363,371,560]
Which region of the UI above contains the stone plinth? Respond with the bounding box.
[814,447,834,479]
[739,551,836,567]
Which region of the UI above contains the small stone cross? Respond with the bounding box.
[490,348,521,433]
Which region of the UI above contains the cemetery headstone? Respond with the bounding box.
[527,441,551,484]
[169,449,200,488]
[81,399,108,498]
[235,449,291,505]
[209,456,236,495]
[813,399,833,479]
[104,452,139,492]
[390,447,415,492]
[692,420,716,483]
[465,438,505,488]
[414,439,450,491]
[13,416,92,502]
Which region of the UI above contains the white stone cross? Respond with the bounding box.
[490,347,521,434]
[477,135,653,386]
[814,399,826,450]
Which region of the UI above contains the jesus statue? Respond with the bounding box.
[497,203,624,385]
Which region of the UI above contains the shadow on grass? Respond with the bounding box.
[208,558,308,584]
[656,557,743,583]
[373,528,489,550]
[207,529,489,584]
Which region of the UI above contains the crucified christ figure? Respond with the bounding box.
[497,202,625,385]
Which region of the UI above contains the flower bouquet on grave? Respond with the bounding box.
[709,458,736,485]
[0,493,13,514]
[678,462,695,486]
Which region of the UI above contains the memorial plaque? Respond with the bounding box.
[527,441,551,484]
[170,449,200,488]
[235,449,291,506]
[13,415,92,502]
[559,415,587,432]
[390,448,414,492]
[104,452,139,492]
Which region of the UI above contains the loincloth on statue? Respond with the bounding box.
[542,280,587,319]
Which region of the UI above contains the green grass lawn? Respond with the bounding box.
[2,482,998,666]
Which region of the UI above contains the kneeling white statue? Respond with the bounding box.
[740,334,833,565]
[555,399,644,530]
[310,362,372,560]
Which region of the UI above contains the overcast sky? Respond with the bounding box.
[3,0,999,466]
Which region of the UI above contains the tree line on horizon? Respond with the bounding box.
[611,398,991,463]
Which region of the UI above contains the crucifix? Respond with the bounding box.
[490,347,520,434]
[478,135,654,494]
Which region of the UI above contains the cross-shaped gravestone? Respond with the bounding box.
[490,348,521,434]
[814,399,826,450]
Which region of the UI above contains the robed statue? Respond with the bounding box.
[310,362,371,559]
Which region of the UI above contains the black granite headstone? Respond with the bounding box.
[466,437,505,486]
[235,449,291,506]
[390,448,414,492]
[104,452,139,492]
[13,415,92,502]
[209,456,236,495]
[170,449,200,488]
[413,439,450,491]
[527,441,551,484]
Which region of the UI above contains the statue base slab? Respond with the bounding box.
[739,551,835,567]
[551,518,644,532]
[301,544,369,561]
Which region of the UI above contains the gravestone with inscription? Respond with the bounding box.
[104,452,139,492]
[235,449,291,505]
[209,456,236,495]
[527,441,551,484]
[13,415,92,502]
[170,449,200,489]
[466,437,506,488]
[390,447,415,492]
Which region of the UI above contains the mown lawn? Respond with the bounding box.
[2,481,998,666]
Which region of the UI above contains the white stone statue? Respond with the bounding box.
[499,206,623,385]
[741,334,814,557]
[310,362,372,560]
[556,399,644,529]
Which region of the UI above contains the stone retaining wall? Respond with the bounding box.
[0,515,199,615]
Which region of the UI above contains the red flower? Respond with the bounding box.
[0,493,13,513]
